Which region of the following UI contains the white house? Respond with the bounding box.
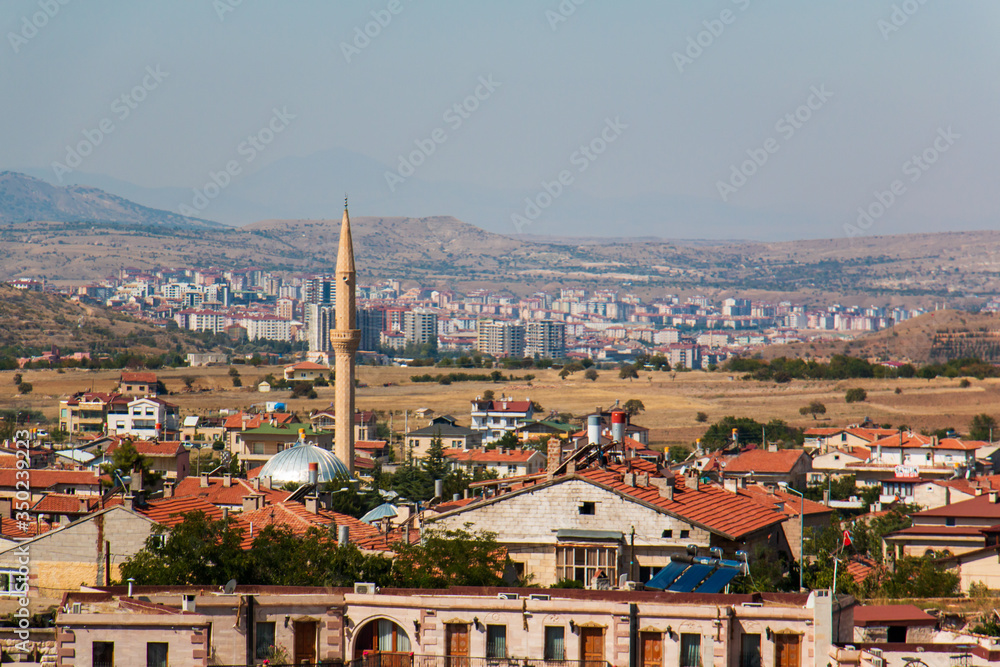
[470,397,534,444]
[106,397,180,440]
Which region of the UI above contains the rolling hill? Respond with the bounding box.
[0,172,221,229]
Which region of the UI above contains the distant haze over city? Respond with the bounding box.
[3,2,998,240]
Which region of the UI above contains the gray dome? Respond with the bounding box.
[256,443,349,486]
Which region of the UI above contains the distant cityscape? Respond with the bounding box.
[11,268,939,366]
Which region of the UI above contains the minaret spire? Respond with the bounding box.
[331,197,359,475]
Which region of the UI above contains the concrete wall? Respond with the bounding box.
[0,507,155,596]
[430,478,710,587]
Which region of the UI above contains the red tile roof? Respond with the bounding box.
[914,494,1000,519]
[172,476,291,506]
[0,469,101,489]
[354,525,421,551]
[29,493,94,515]
[106,439,186,457]
[239,501,380,549]
[475,400,532,413]
[120,371,158,384]
[137,497,224,527]
[0,517,51,540]
[355,440,388,451]
[854,604,936,626]
[284,361,328,371]
[222,412,297,430]
[575,461,786,541]
[724,449,809,475]
[737,485,832,517]
[444,448,542,464]
[64,392,120,406]
[935,438,988,451]
[845,555,880,585]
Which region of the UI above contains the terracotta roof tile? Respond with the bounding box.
[0,469,101,489]
[121,371,158,384]
[239,502,380,549]
[137,497,224,527]
[172,476,291,506]
[444,448,542,463]
[724,449,809,474]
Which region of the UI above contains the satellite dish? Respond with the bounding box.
[223,579,237,594]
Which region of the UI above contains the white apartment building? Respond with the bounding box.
[106,397,180,439]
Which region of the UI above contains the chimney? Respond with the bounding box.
[637,472,649,487]
[822,489,830,506]
[264,476,273,490]
[222,507,229,521]
[305,495,320,514]
[308,462,319,487]
[546,438,562,478]
[623,472,636,487]
[931,435,939,447]
[181,594,196,613]
[611,410,626,443]
[434,479,444,499]
[588,415,601,446]
[79,497,89,513]
[567,459,577,474]
[453,493,460,501]
[242,494,263,513]
[774,501,785,513]
[767,443,778,453]
[976,486,985,496]
[650,476,675,500]
[723,477,738,494]
[338,524,350,547]
[252,477,260,491]
[990,491,999,504]
[0,498,11,518]
[223,474,232,488]
[200,473,210,488]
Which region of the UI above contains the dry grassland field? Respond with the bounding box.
[2,365,997,447]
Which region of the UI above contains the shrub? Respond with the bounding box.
[845,388,867,403]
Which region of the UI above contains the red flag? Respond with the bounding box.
[842,529,853,548]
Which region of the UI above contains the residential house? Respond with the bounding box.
[309,408,377,441]
[430,444,787,587]
[0,469,102,502]
[406,415,482,458]
[234,424,334,471]
[221,411,300,452]
[117,371,160,397]
[54,585,847,667]
[443,447,546,478]
[169,473,291,511]
[59,392,121,434]
[730,481,836,562]
[470,397,534,444]
[722,448,812,489]
[283,361,329,382]
[105,396,180,440]
[178,415,225,444]
[104,439,190,482]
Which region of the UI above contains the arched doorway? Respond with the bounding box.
[353,618,412,662]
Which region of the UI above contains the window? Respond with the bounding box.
[946,517,956,527]
[508,465,517,474]
[486,625,507,659]
[662,530,673,538]
[556,545,617,585]
[256,621,276,659]
[680,530,690,539]
[93,642,114,667]
[580,501,596,515]
[0,570,26,596]
[740,634,761,667]
[146,643,168,667]
[252,443,265,455]
[680,634,701,667]
[544,626,565,661]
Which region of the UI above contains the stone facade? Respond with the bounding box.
[56,586,850,667]
[0,507,156,596]
[430,478,712,586]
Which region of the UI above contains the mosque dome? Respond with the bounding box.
[256,443,349,486]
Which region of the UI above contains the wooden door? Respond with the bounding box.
[580,627,605,667]
[294,620,318,665]
[446,624,470,667]
[640,632,662,667]
[775,634,801,667]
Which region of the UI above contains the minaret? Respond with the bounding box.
[330,197,359,475]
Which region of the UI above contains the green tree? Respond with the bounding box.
[584,368,599,382]
[391,527,509,588]
[845,388,867,403]
[118,512,248,585]
[101,439,162,490]
[619,364,638,381]
[695,411,708,423]
[421,434,450,484]
[623,399,645,416]
[482,389,495,401]
[799,401,827,419]
[16,382,31,395]
[969,414,998,441]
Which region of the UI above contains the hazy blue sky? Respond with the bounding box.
[3,1,998,239]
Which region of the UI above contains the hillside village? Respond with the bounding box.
[0,209,999,667]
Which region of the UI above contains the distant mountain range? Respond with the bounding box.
[15,151,821,239]
[0,172,222,230]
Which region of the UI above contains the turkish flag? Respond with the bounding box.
[843,529,853,548]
